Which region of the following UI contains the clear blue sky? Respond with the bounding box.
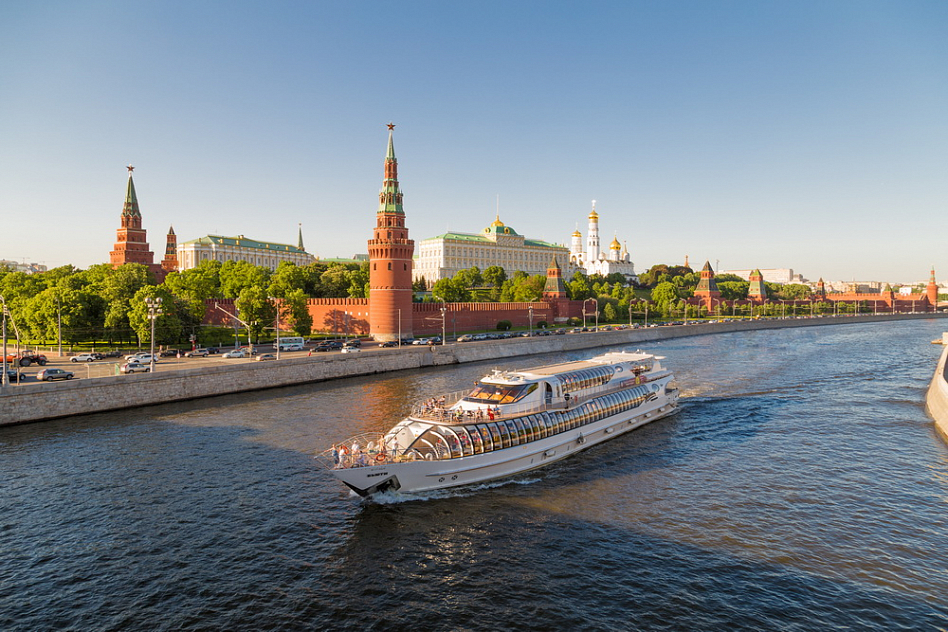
[1,1,945,284]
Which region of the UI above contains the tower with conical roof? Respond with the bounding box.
[161,226,178,274]
[543,256,567,300]
[298,223,305,251]
[748,269,767,303]
[110,165,160,276]
[609,234,621,262]
[693,261,721,309]
[368,124,415,341]
[586,201,600,263]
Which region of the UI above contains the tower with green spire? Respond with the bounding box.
[110,165,161,277]
[368,124,415,341]
[693,261,721,309]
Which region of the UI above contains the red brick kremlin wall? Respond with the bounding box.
[202,298,585,338]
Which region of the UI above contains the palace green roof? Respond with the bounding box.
[181,234,308,254]
[421,231,565,249]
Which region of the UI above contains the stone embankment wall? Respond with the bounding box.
[926,339,948,442]
[1,313,943,427]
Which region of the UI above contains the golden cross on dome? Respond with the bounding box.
[127,164,134,173]
[387,122,395,130]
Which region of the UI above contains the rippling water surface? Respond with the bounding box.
[3,320,948,630]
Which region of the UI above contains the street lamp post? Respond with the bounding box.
[145,297,163,373]
[440,306,447,345]
[397,308,401,348]
[644,302,649,327]
[270,297,281,360]
[1,295,8,388]
[528,305,534,337]
[56,294,62,357]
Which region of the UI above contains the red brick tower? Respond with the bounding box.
[110,165,157,270]
[693,261,721,309]
[161,226,178,275]
[816,278,826,299]
[927,267,938,309]
[748,269,767,304]
[543,256,567,300]
[368,124,415,341]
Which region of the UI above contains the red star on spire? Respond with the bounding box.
[386,122,395,130]
[127,164,135,173]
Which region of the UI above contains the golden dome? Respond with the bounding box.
[610,236,621,250]
[572,229,582,237]
[490,214,505,228]
[588,200,599,221]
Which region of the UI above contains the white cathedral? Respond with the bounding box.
[568,201,637,281]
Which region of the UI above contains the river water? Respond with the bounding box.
[2,320,948,631]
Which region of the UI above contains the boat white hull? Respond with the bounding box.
[331,393,679,497]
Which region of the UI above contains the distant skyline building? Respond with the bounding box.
[719,268,805,285]
[413,216,569,286]
[568,201,637,280]
[0,260,46,274]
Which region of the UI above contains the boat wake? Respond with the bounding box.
[358,476,545,504]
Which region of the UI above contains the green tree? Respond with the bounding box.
[650,281,679,307]
[128,286,182,347]
[602,303,617,322]
[281,289,313,337]
[717,281,749,301]
[220,260,270,299]
[432,277,468,302]
[235,285,277,343]
[268,262,310,298]
[483,266,507,287]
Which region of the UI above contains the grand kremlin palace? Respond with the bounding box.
[176,234,315,271]
[413,217,570,285]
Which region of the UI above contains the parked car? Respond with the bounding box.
[125,353,158,363]
[37,368,74,381]
[5,368,25,383]
[120,362,150,374]
[71,353,98,362]
[412,338,430,345]
[185,348,209,357]
[378,340,398,347]
[255,353,276,361]
[340,346,361,354]
[222,349,246,358]
[314,341,343,352]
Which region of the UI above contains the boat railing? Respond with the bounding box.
[406,371,669,424]
[317,431,450,469]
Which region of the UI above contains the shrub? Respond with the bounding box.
[536,321,548,329]
[496,320,512,331]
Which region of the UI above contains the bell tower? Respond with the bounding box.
[368,124,415,341]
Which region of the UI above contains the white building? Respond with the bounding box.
[176,233,315,271]
[568,201,637,280]
[719,268,806,284]
[413,216,570,285]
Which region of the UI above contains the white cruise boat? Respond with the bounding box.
[319,350,679,497]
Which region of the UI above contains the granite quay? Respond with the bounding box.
[2,313,944,427]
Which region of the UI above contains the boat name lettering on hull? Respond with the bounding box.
[366,471,389,478]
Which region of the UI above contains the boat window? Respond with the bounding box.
[542,412,556,437]
[524,415,540,442]
[537,413,549,437]
[412,429,451,459]
[511,417,530,443]
[466,426,484,454]
[556,412,568,434]
[476,425,494,452]
[448,425,475,457]
[503,420,520,446]
[494,422,509,449]
[464,382,539,404]
[433,428,462,459]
